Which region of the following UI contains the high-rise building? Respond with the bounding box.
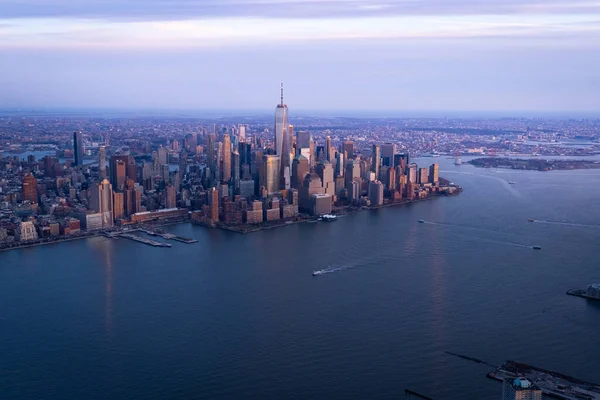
[381,143,396,166]
[316,161,335,197]
[110,155,133,190]
[16,221,38,242]
[502,377,542,400]
[368,180,384,206]
[335,152,344,177]
[98,146,106,179]
[296,130,312,165]
[275,82,289,165]
[172,139,179,152]
[157,145,168,166]
[371,144,381,178]
[222,134,232,183]
[21,173,38,203]
[113,192,124,221]
[209,187,219,224]
[73,131,84,166]
[165,185,177,209]
[386,166,396,191]
[349,180,360,203]
[343,140,354,160]
[408,163,418,184]
[345,160,361,191]
[232,151,240,194]
[90,179,114,228]
[292,154,309,189]
[326,136,333,162]
[394,153,409,169]
[238,124,246,141]
[263,155,281,196]
[419,168,429,184]
[206,133,216,172]
[429,163,439,184]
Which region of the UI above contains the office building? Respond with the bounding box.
[99,146,106,178]
[368,180,384,206]
[419,168,429,184]
[371,144,380,178]
[113,192,124,221]
[292,154,310,189]
[299,173,325,212]
[429,163,439,184]
[296,130,312,166]
[232,151,240,194]
[343,140,354,159]
[349,180,360,203]
[240,179,255,199]
[345,160,361,191]
[275,83,290,183]
[165,185,177,209]
[90,179,114,228]
[21,173,38,203]
[157,145,168,166]
[209,187,219,224]
[326,136,334,162]
[206,133,216,171]
[316,160,335,197]
[73,131,84,166]
[221,134,232,183]
[381,143,396,166]
[502,377,542,400]
[263,155,281,196]
[110,155,133,190]
[408,163,418,184]
[312,193,332,216]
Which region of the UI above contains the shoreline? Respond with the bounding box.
[194,189,462,234]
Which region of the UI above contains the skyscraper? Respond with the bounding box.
[502,377,542,400]
[326,136,333,162]
[275,83,291,188]
[368,180,384,206]
[263,155,281,196]
[157,145,168,166]
[73,131,84,166]
[381,143,396,166]
[292,154,309,189]
[206,133,216,172]
[113,191,124,221]
[371,144,381,178]
[232,151,240,194]
[343,140,354,159]
[296,130,312,165]
[419,168,429,184]
[275,82,289,160]
[98,146,106,179]
[222,134,231,183]
[209,187,219,224]
[90,179,114,228]
[21,173,38,203]
[165,185,176,209]
[109,155,133,190]
[429,163,439,184]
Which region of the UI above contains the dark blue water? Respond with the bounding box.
[2,157,600,399]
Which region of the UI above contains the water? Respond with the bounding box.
[2,157,600,399]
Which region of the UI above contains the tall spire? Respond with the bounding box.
[280,81,284,106]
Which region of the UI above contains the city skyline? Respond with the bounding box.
[1,1,600,111]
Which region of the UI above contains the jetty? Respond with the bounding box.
[119,233,172,248]
[488,360,600,400]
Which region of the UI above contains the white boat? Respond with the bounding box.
[312,270,324,276]
[454,157,462,165]
[508,181,516,185]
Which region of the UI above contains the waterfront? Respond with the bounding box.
[1,157,600,399]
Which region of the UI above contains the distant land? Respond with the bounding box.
[469,158,600,171]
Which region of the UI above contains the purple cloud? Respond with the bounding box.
[1,0,599,20]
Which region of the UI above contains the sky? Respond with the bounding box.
[1,0,599,114]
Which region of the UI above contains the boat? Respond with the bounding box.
[532,246,542,250]
[418,219,426,223]
[508,181,517,185]
[312,270,324,276]
[320,214,338,222]
[454,157,462,165]
[528,218,535,222]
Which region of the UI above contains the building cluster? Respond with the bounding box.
[0,87,459,245]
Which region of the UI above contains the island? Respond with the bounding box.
[468,157,600,171]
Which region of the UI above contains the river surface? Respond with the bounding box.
[1,157,600,399]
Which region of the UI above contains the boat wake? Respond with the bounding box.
[531,220,600,229]
[312,265,352,276]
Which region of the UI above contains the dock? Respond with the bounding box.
[119,233,172,248]
[567,288,600,301]
[488,360,600,400]
[138,229,197,244]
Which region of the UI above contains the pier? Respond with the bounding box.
[119,233,172,248]
[138,229,197,244]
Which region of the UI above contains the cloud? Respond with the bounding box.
[1,0,600,20]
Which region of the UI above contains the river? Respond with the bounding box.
[1,156,599,399]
